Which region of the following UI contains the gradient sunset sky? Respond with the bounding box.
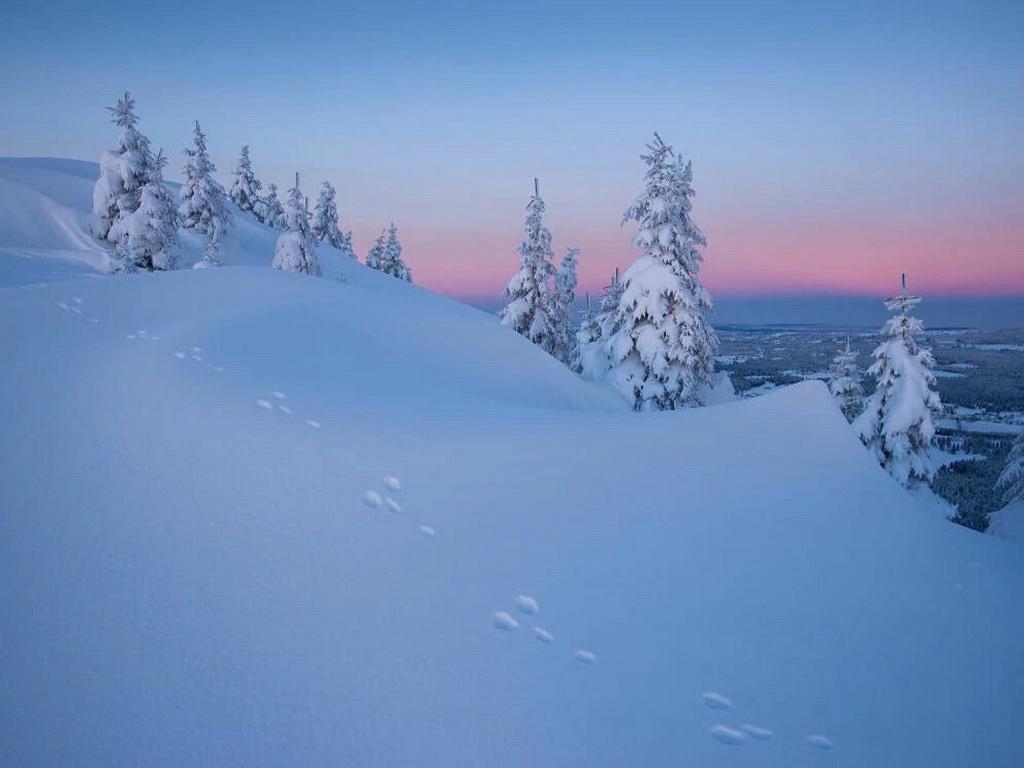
[2,0,1021,302]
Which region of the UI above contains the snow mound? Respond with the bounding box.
[990,501,1024,545]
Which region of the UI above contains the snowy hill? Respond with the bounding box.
[1,158,1023,766]
[991,501,1024,546]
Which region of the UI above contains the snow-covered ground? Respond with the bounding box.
[1,157,1023,766]
[990,501,1024,546]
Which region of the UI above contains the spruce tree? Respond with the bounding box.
[572,293,600,374]
[377,222,412,281]
[855,275,942,486]
[829,336,863,422]
[997,432,1024,507]
[500,179,558,355]
[576,269,624,381]
[312,181,356,259]
[606,134,718,410]
[93,92,152,265]
[256,183,286,229]
[548,247,579,365]
[229,145,262,215]
[365,229,386,270]
[272,173,321,276]
[179,121,231,243]
[122,148,180,272]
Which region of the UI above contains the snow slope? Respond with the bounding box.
[991,501,1024,545]
[1,158,1023,766]
[0,157,352,285]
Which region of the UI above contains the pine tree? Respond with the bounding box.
[272,173,321,276]
[256,183,286,229]
[93,92,153,268]
[179,121,231,244]
[369,222,411,281]
[229,145,262,215]
[829,336,863,422]
[855,275,942,486]
[606,134,718,410]
[997,431,1024,507]
[500,179,558,354]
[312,181,356,258]
[365,229,385,270]
[120,148,180,272]
[549,247,579,364]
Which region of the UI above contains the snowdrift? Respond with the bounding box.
[1,158,1022,767]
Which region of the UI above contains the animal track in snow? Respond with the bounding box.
[362,491,383,509]
[709,725,746,746]
[272,391,286,400]
[532,627,554,643]
[741,725,773,741]
[384,476,401,492]
[573,649,596,665]
[89,318,99,324]
[150,335,160,341]
[191,354,203,362]
[702,692,734,711]
[418,524,435,537]
[513,595,539,615]
[70,306,82,315]
[492,612,519,631]
[277,405,293,415]
[174,352,186,359]
[191,346,202,353]
[256,399,273,410]
[305,419,321,429]
[57,302,70,311]
[72,297,83,304]
[805,734,833,751]
[126,334,137,340]
[384,497,402,514]
[212,365,224,372]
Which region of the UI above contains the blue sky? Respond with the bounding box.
[2,0,1021,301]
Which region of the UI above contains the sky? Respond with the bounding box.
[1,0,1022,307]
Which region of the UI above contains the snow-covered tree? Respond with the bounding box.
[576,269,624,380]
[229,145,262,215]
[272,173,321,276]
[179,121,231,243]
[500,179,558,354]
[365,229,385,270]
[605,134,718,410]
[116,148,179,272]
[855,275,941,486]
[370,223,412,281]
[572,293,599,374]
[312,181,356,259]
[549,247,579,365]
[256,183,286,229]
[997,431,1024,506]
[829,336,863,422]
[93,92,151,254]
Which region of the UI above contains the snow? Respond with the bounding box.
[0,157,1022,767]
[989,501,1024,545]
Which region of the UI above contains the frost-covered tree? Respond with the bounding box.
[93,92,152,255]
[370,223,412,281]
[829,336,863,422]
[855,275,942,486]
[997,431,1024,507]
[500,179,558,354]
[256,183,286,229]
[605,134,718,410]
[572,293,600,374]
[312,181,356,258]
[272,173,321,276]
[365,229,385,270]
[116,148,180,272]
[549,247,579,365]
[576,269,624,380]
[179,121,231,243]
[229,145,262,215]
